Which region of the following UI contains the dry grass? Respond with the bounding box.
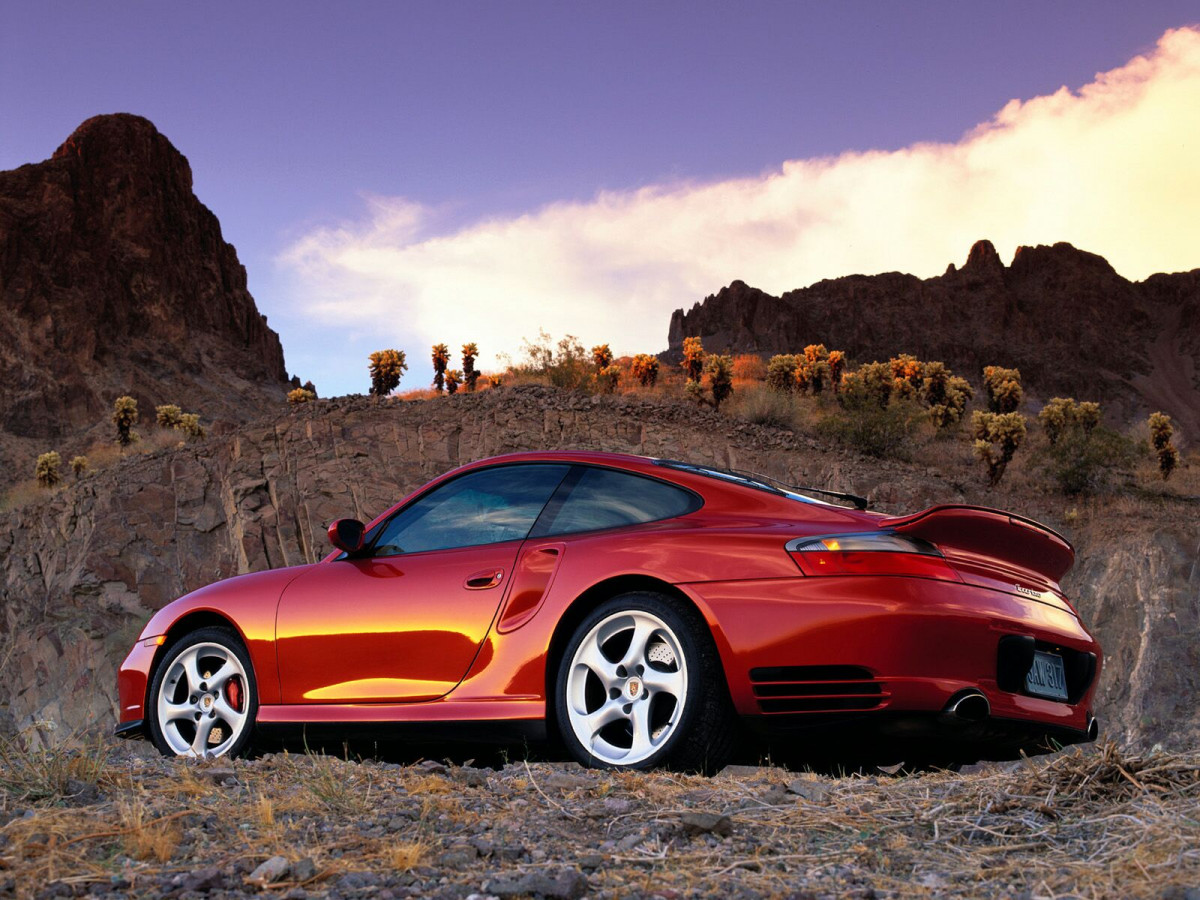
[118,800,179,863]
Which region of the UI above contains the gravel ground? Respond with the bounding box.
[1,739,1198,899]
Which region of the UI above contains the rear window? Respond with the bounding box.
[534,467,699,536]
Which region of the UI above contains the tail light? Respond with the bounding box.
[786,531,961,581]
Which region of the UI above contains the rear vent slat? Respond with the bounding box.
[749,664,886,714]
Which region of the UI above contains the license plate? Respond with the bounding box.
[1024,651,1068,701]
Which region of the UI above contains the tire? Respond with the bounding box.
[554,591,735,773]
[147,626,258,759]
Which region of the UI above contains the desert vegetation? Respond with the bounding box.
[369,349,408,397]
[1149,411,1179,480]
[111,396,139,447]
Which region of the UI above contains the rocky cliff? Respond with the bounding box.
[668,241,1200,438]
[1,386,1195,752]
[0,114,289,478]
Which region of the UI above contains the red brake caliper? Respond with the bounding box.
[226,676,243,712]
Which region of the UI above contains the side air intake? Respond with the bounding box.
[748,665,888,714]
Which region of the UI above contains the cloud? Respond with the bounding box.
[281,27,1200,381]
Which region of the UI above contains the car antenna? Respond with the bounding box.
[735,468,871,511]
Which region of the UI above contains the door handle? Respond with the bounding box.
[465,569,504,590]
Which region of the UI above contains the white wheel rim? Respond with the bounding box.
[566,610,688,766]
[156,641,250,758]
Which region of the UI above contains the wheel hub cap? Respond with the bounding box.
[625,678,642,700]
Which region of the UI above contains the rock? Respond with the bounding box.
[455,767,489,787]
[542,772,592,793]
[601,797,633,814]
[248,856,290,884]
[181,867,225,892]
[290,858,317,883]
[786,779,832,804]
[576,853,604,870]
[63,778,100,804]
[483,868,588,900]
[679,812,733,837]
[418,759,449,775]
[718,765,766,779]
[0,113,289,478]
[437,844,479,867]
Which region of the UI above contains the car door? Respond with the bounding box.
[275,463,570,704]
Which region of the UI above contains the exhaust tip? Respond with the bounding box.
[946,690,990,723]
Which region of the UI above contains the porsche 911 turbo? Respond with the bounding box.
[116,451,1101,771]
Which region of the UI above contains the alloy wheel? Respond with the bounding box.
[155,641,250,757]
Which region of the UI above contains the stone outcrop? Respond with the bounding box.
[0,386,1195,752]
[0,114,289,479]
[668,241,1200,438]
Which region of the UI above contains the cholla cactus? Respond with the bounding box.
[431,344,450,392]
[591,344,613,370]
[178,413,206,440]
[681,337,705,383]
[631,354,659,387]
[890,354,924,400]
[983,366,1023,413]
[155,404,182,428]
[840,361,893,409]
[972,411,1027,486]
[462,343,480,391]
[923,362,973,429]
[112,396,139,447]
[1148,412,1179,480]
[445,369,461,395]
[288,388,316,404]
[799,345,832,395]
[369,349,408,397]
[302,380,318,397]
[70,455,89,479]
[827,350,846,391]
[706,354,734,410]
[35,451,61,488]
[596,364,621,394]
[684,379,706,405]
[766,355,799,393]
[1039,398,1101,445]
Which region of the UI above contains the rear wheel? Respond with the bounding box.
[555,592,735,772]
[147,626,257,759]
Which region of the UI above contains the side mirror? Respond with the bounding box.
[328,518,366,554]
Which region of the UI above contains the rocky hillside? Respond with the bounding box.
[668,241,1200,438]
[0,386,1195,753]
[0,114,290,481]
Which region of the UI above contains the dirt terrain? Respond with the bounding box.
[1,738,1197,899]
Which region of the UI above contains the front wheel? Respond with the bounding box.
[554,592,735,772]
[147,626,257,759]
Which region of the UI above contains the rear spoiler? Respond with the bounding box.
[878,505,1075,584]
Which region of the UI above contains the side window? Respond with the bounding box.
[370,465,569,556]
[535,467,698,536]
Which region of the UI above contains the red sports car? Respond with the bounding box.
[116,451,1101,771]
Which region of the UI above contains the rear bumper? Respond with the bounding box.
[683,573,1102,760]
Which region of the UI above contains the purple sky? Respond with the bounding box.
[3,2,1198,395]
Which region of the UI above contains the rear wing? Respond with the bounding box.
[878,505,1074,585]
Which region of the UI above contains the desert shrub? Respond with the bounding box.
[155,404,182,428]
[70,455,89,479]
[730,384,796,429]
[596,364,621,393]
[302,380,317,397]
[820,394,922,460]
[1148,411,1179,480]
[288,388,316,404]
[516,330,592,390]
[591,344,613,370]
[177,413,206,440]
[972,411,1026,486]
[1036,423,1134,495]
[922,361,973,430]
[445,369,461,395]
[827,350,846,392]
[112,396,139,447]
[732,354,766,382]
[1038,398,1101,445]
[369,349,408,397]
[431,344,450,392]
[983,366,1023,413]
[706,354,734,409]
[35,451,61,488]
[631,354,659,387]
[839,361,893,409]
[798,345,832,395]
[766,354,800,393]
[684,379,706,405]
[462,343,479,391]
[681,336,705,383]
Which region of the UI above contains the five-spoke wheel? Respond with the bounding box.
[555,592,734,772]
[148,627,257,758]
